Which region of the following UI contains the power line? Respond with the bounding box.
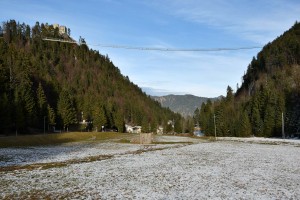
[42,37,262,52]
[92,44,262,51]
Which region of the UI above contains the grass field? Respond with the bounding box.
[0,132,135,148]
[1,138,299,199]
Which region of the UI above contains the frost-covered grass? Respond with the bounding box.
[217,136,300,146]
[0,137,300,199]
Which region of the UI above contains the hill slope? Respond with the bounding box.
[0,20,185,134]
[152,94,217,117]
[198,21,300,138]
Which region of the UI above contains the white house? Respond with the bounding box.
[125,124,133,133]
[133,126,142,134]
[125,124,142,133]
[157,126,164,135]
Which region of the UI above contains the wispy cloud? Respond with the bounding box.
[150,0,300,44]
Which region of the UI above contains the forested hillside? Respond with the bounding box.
[0,20,185,135]
[196,22,300,138]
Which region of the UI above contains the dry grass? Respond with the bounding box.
[0,132,135,148]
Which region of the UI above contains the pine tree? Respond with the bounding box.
[36,82,47,128]
[215,103,227,137]
[141,117,150,133]
[57,90,77,131]
[263,104,275,137]
[274,92,285,137]
[226,85,234,103]
[13,90,26,133]
[193,108,200,125]
[23,87,37,126]
[0,93,11,133]
[92,105,107,131]
[251,105,264,137]
[199,101,213,135]
[47,104,56,130]
[238,111,252,137]
[114,110,125,132]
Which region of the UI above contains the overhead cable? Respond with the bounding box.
[42,37,262,52]
[93,44,262,51]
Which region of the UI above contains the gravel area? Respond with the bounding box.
[0,137,300,199]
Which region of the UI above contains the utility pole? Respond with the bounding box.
[282,112,285,139]
[214,114,217,140]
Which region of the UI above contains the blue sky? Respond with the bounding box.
[1,0,300,97]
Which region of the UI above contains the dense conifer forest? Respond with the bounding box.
[0,20,186,135]
[195,22,300,138]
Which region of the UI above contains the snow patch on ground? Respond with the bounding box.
[1,137,300,199]
[217,137,300,146]
[153,135,202,143]
[0,142,141,167]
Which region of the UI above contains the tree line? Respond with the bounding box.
[194,22,300,138]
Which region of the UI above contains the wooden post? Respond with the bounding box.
[282,112,285,139]
[214,114,217,140]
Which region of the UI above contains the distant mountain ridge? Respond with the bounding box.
[151,94,219,117]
